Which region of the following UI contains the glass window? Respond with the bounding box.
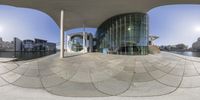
[96,13,149,55]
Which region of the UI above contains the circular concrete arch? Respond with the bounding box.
[1,0,200,30]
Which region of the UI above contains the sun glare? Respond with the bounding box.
[194,26,200,32]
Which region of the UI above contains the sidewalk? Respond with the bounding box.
[0,58,16,62]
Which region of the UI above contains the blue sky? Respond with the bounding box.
[149,4,200,47]
[0,5,60,43]
[0,4,200,47]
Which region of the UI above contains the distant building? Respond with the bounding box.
[34,39,47,51]
[149,35,159,45]
[160,44,188,51]
[160,45,174,51]
[0,37,14,51]
[176,44,188,51]
[22,40,34,51]
[0,37,56,52]
[192,37,200,52]
[14,37,22,52]
[47,42,56,51]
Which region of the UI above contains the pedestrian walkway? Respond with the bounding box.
[0,52,200,99]
[0,58,16,62]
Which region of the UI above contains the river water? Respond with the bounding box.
[171,51,200,57]
[0,51,56,60]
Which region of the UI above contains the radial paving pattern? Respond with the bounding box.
[0,52,200,97]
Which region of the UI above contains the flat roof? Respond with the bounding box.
[1,0,200,30]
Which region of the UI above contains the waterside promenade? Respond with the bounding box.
[0,58,16,63]
[1,52,200,100]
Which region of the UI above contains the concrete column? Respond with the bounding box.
[83,24,86,53]
[60,10,64,58]
[89,34,93,52]
[66,35,71,52]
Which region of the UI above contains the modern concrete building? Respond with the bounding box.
[46,42,56,52]
[15,38,56,52]
[149,35,159,45]
[34,38,47,51]
[66,32,93,53]
[1,0,200,57]
[22,40,34,52]
[14,37,22,52]
[33,38,56,52]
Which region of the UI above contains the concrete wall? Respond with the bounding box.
[14,37,22,52]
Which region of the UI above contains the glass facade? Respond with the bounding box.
[96,13,149,55]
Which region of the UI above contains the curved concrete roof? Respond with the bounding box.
[1,0,200,30]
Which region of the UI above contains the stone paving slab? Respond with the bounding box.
[1,52,200,99]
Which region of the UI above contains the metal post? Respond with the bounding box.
[124,16,127,55]
[120,18,122,55]
[60,10,64,58]
[116,21,118,55]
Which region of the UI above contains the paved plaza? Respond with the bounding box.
[1,52,200,99]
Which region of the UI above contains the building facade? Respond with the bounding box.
[66,32,93,53]
[14,37,23,52]
[96,13,149,55]
[14,38,56,52]
[0,37,15,51]
[160,44,188,51]
[22,40,34,51]
[34,39,47,51]
[149,35,159,45]
[47,42,56,52]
